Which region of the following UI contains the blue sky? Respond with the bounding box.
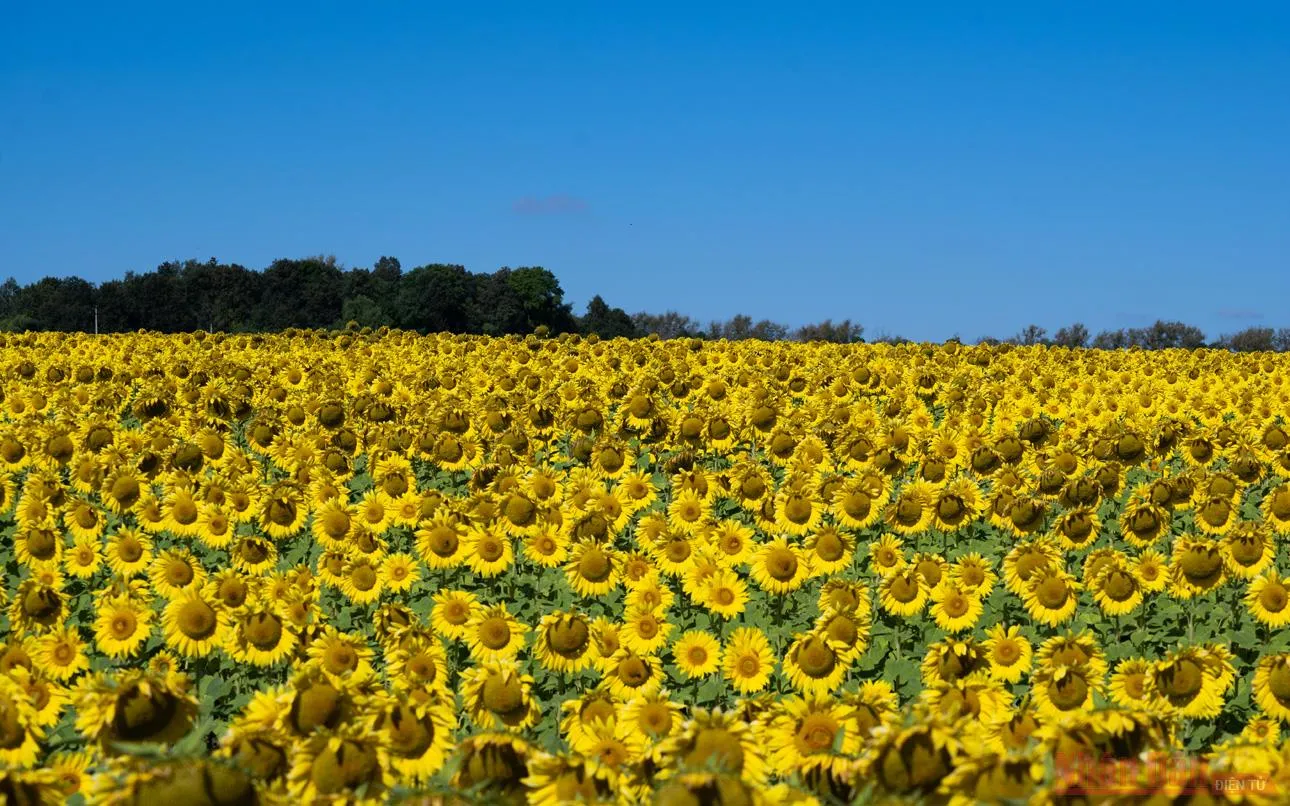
[2,2,1287,341]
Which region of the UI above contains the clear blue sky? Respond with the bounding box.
[2,2,1287,341]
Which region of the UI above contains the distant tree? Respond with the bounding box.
[794,319,864,343]
[395,263,472,332]
[581,295,637,338]
[631,311,700,339]
[1053,323,1090,348]
[1276,329,1290,352]
[1219,326,1276,352]
[1091,329,1129,349]
[1011,324,1048,346]
[340,295,386,329]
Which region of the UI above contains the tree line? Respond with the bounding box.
[0,255,1282,350]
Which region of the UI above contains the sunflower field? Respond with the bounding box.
[3,331,1290,803]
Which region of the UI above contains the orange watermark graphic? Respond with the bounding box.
[1053,752,1277,797]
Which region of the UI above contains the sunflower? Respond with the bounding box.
[533,611,597,674]
[379,552,420,593]
[949,552,997,597]
[766,694,859,779]
[1031,664,1098,719]
[708,520,755,567]
[1090,558,1144,616]
[570,717,649,771]
[451,731,533,798]
[230,535,278,574]
[35,625,89,682]
[699,567,749,619]
[830,476,885,529]
[749,538,811,595]
[161,588,228,658]
[982,624,1032,683]
[783,632,849,695]
[339,558,385,605]
[673,631,721,680]
[884,480,935,534]
[1224,521,1277,579]
[930,477,981,533]
[73,668,198,749]
[1119,501,1170,548]
[923,674,1012,724]
[1260,483,1290,535]
[1109,657,1157,709]
[805,525,855,575]
[524,751,619,806]
[227,603,298,667]
[621,606,673,656]
[461,525,513,578]
[624,574,675,613]
[148,547,207,600]
[466,604,528,663]
[660,707,769,786]
[817,578,870,616]
[1133,549,1170,592]
[721,627,776,695]
[667,489,710,536]
[463,660,542,731]
[415,514,467,570]
[287,727,390,803]
[104,528,152,577]
[1035,632,1108,681]
[522,525,570,568]
[600,648,665,700]
[622,690,684,746]
[1169,536,1227,598]
[929,582,983,633]
[565,541,620,598]
[1022,567,1080,627]
[865,534,906,580]
[0,674,45,768]
[1247,569,1290,628]
[878,568,928,617]
[859,718,962,798]
[63,535,102,579]
[1151,645,1235,719]
[1002,539,1060,597]
[94,595,152,658]
[306,626,376,684]
[1254,653,1290,722]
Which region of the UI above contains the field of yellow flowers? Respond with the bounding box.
[3,330,1290,803]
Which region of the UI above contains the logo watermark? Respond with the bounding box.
[1053,752,1276,796]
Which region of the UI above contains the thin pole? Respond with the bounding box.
[94,307,98,335]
